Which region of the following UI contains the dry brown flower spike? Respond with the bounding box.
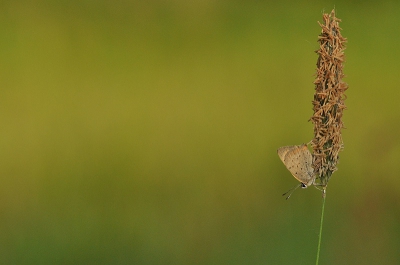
[310,10,348,189]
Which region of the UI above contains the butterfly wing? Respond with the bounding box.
[277,145,298,162]
[277,144,314,186]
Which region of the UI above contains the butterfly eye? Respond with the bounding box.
[301,183,307,188]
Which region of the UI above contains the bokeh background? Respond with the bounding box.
[1,0,400,264]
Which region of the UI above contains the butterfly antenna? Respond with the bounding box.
[282,183,302,200]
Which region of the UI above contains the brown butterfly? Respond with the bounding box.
[277,144,317,199]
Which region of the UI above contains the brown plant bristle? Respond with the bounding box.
[311,10,348,186]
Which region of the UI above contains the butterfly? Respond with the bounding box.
[277,144,317,199]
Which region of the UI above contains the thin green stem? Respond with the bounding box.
[315,191,326,265]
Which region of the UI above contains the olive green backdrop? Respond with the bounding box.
[1,0,400,264]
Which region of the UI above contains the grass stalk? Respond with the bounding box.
[311,10,347,263]
[315,190,326,265]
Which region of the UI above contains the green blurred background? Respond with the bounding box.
[1,0,400,264]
